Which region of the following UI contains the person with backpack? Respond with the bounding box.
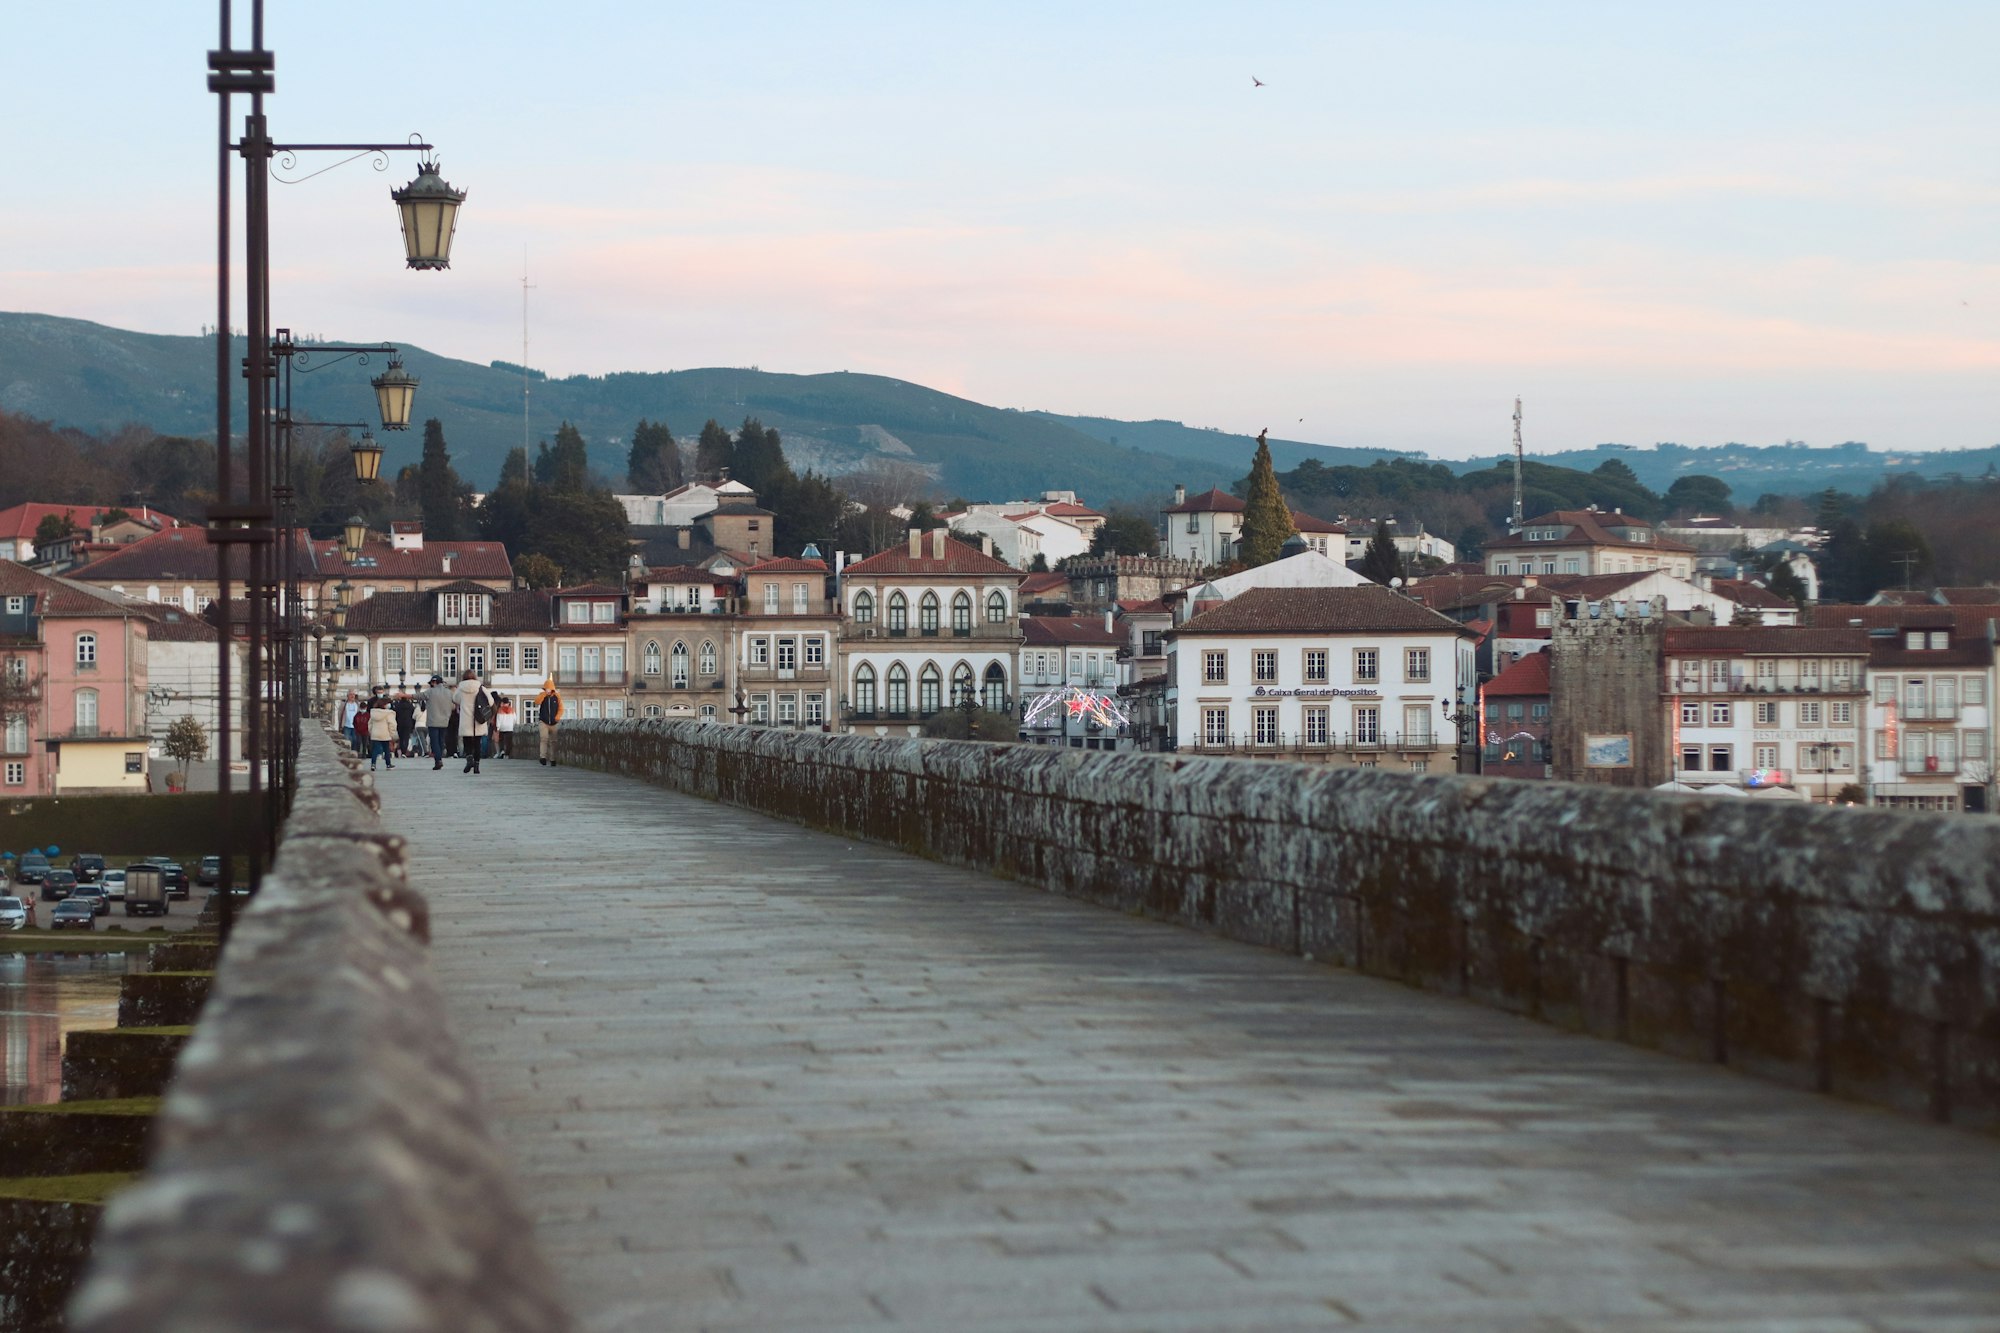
[452,669,491,775]
[535,679,563,766]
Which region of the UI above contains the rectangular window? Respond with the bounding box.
[1755,659,1776,681]
[3,761,22,785]
[750,638,770,666]
[1253,706,1278,746]
[1967,731,1988,760]
[125,752,144,775]
[793,583,808,614]
[778,694,797,724]
[442,592,463,624]
[1802,660,1821,683]
[605,645,625,679]
[777,639,797,671]
[1403,704,1432,745]
[1303,650,1328,683]
[1682,745,1702,772]
[412,644,433,670]
[440,647,458,677]
[1798,701,1821,725]
[3,597,21,614]
[1353,706,1379,745]
[1931,631,1950,650]
[1202,707,1228,746]
[383,644,404,673]
[1936,678,1958,718]
[522,646,542,674]
[1409,759,1430,773]
[1681,701,1701,726]
[566,602,590,624]
[806,693,825,725]
[805,637,824,666]
[604,699,626,720]
[1754,745,1778,769]
[343,647,361,672]
[2,716,25,754]
[1754,701,1777,725]
[1202,651,1227,684]
[1303,706,1329,745]
[591,602,614,624]
[1252,650,1277,683]
[1354,649,1378,683]
[1830,701,1852,724]
[580,699,601,719]
[1875,675,1894,704]
[494,644,513,672]
[1906,630,1925,650]
[1709,745,1732,772]
[1405,648,1430,682]
[1710,703,1730,726]
[467,645,486,677]
[762,584,779,614]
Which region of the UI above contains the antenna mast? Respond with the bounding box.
[522,257,537,474]
[1510,397,1525,533]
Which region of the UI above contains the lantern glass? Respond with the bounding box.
[331,602,348,630]
[343,515,367,556]
[392,160,466,271]
[351,432,385,484]
[370,361,418,431]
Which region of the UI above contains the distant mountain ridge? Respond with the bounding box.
[3,311,1992,508]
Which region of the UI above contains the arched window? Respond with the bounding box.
[699,641,717,676]
[886,663,910,715]
[853,664,877,715]
[983,662,1007,713]
[951,662,975,708]
[643,704,663,718]
[670,642,690,689]
[919,662,943,716]
[918,592,940,635]
[698,704,717,721]
[643,640,663,676]
[853,590,875,624]
[951,592,972,633]
[75,633,96,666]
[75,688,98,736]
[887,593,908,633]
[986,590,1007,624]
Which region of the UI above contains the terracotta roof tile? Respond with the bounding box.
[746,557,830,575]
[1021,617,1122,646]
[1162,487,1246,515]
[1172,585,1467,637]
[844,542,1021,578]
[345,587,555,634]
[1663,626,1871,655]
[1484,649,1551,697]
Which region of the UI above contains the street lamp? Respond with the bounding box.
[350,430,384,484]
[369,360,419,431]
[342,515,368,562]
[954,678,979,739]
[392,159,467,270]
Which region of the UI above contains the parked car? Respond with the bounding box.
[15,855,51,887]
[196,855,222,888]
[101,869,127,901]
[70,853,105,884]
[50,899,96,930]
[123,865,168,918]
[40,869,78,902]
[160,862,189,899]
[0,897,27,931]
[68,887,109,917]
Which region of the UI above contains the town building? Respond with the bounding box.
[1160,486,1244,567]
[1018,613,1126,749]
[1340,522,1456,567]
[1662,626,1871,800]
[948,495,1102,569]
[1484,509,1695,579]
[1064,555,1206,614]
[1168,549,1370,625]
[615,478,756,529]
[1481,648,1551,779]
[138,603,244,787]
[838,529,1023,736]
[0,562,156,795]
[0,503,186,566]
[727,557,839,728]
[309,526,514,606]
[1547,597,1669,788]
[1165,585,1475,769]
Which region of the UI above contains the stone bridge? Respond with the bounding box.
[69,724,2000,1331]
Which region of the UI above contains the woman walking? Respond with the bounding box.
[452,670,490,775]
[367,696,398,772]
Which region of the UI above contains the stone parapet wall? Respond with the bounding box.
[69,731,568,1332]
[555,719,2000,1129]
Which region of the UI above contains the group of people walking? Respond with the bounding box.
[339,671,564,774]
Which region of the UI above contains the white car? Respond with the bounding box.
[101,869,127,902]
[0,896,27,930]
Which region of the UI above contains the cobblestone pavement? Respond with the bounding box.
[380,757,2000,1332]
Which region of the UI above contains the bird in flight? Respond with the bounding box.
[1252,76,1265,87]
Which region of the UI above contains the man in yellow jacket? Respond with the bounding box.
[535,679,564,766]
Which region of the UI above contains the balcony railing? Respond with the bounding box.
[1901,754,1960,776]
[1187,731,1447,755]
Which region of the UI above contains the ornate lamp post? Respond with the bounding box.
[392,160,467,270]
[954,677,979,739]
[370,361,420,432]
[342,516,367,564]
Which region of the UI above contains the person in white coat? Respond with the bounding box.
[451,670,489,775]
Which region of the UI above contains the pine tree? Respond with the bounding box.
[694,419,735,482]
[1359,521,1402,585]
[417,418,460,539]
[627,418,682,493]
[535,422,590,493]
[733,418,791,495]
[498,446,530,488]
[1237,429,1295,567]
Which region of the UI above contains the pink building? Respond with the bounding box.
[0,561,153,795]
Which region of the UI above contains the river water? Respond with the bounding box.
[0,951,147,1106]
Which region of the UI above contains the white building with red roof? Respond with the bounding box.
[838,529,1023,735]
[1485,508,1695,579]
[0,502,185,565]
[1160,485,1244,567]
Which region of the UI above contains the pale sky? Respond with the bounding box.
[5,2,1996,459]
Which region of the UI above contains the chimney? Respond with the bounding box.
[1104,608,1114,634]
[1173,484,1186,507]
[678,528,690,550]
[441,551,454,573]
[931,528,947,559]
[980,534,993,558]
[908,528,923,559]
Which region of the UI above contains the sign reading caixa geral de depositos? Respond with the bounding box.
[1250,687,1380,699]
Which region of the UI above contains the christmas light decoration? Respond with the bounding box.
[1023,686,1130,730]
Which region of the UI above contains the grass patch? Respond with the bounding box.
[93,1026,193,1038]
[0,930,174,955]
[0,1097,161,1118]
[0,1172,138,1204]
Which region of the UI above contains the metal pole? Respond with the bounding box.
[210,0,238,941]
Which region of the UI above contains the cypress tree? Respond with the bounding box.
[627,418,683,492]
[695,419,735,482]
[417,418,460,539]
[1237,429,1296,567]
[1359,520,1402,585]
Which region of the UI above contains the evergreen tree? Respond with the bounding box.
[1237,429,1296,567]
[694,419,735,482]
[767,469,845,559]
[627,419,682,493]
[1359,521,1403,585]
[534,422,590,493]
[733,417,790,495]
[1090,511,1160,556]
[417,418,461,539]
[498,446,530,489]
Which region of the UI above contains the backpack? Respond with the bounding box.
[473,689,494,725]
[538,695,560,725]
